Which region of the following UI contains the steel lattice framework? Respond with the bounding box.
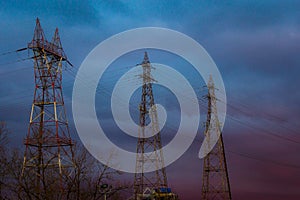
[134,52,168,199]
[21,18,76,199]
[201,75,232,200]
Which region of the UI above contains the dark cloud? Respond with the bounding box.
[0,0,99,26]
[1,1,300,199]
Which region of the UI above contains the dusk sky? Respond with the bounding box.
[1,1,300,199]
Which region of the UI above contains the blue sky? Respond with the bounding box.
[1,1,300,199]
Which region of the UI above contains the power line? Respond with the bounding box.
[0,65,31,76]
[0,56,34,67]
[198,97,300,144]
[0,47,27,57]
[2,48,299,174]
[227,114,300,144]
[228,149,300,170]
[66,61,300,171]
[1,46,299,149]
[69,64,300,146]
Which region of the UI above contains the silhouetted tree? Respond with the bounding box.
[0,123,130,199]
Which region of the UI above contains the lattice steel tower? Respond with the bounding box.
[21,18,76,199]
[201,75,231,200]
[134,52,168,199]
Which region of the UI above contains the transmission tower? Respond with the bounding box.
[134,52,168,199]
[21,18,76,199]
[201,75,232,200]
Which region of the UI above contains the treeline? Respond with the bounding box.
[0,122,130,200]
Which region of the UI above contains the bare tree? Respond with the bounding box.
[69,144,130,200]
[0,123,130,200]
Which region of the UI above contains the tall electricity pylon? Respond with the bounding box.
[134,52,168,199]
[201,75,232,200]
[21,18,76,199]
